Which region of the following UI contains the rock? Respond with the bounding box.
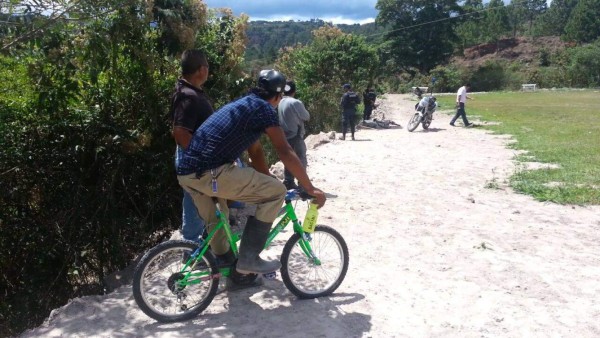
[269,161,285,179]
[305,132,332,150]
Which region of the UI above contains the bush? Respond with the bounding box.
[566,43,600,87]
[0,3,249,336]
[429,64,468,92]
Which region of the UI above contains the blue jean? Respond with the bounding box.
[176,146,205,241]
[181,190,205,241]
[450,102,470,125]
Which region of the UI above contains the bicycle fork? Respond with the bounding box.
[299,233,322,266]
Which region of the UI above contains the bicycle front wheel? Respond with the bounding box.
[132,240,219,322]
[280,225,349,299]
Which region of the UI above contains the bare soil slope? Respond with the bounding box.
[452,36,569,68]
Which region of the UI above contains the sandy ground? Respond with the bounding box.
[22,94,600,338]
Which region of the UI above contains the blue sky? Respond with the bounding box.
[203,0,379,24]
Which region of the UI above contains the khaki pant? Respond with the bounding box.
[177,163,286,255]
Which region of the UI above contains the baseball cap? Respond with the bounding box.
[284,81,296,95]
[343,83,351,90]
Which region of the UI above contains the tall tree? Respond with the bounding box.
[454,0,485,50]
[564,0,600,43]
[483,0,510,46]
[506,0,547,37]
[533,0,578,36]
[376,0,461,74]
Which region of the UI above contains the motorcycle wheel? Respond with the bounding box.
[407,113,421,132]
[422,113,432,130]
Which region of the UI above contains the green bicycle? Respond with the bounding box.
[132,189,349,322]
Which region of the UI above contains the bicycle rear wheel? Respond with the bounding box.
[280,225,349,299]
[132,240,219,322]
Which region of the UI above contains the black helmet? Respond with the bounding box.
[258,69,286,94]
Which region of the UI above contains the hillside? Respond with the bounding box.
[451,36,569,68]
[245,20,569,75]
[245,20,386,62]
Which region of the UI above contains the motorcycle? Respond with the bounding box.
[407,95,438,132]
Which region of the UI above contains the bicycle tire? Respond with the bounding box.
[132,240,219,322]
[280,225,349,299]
[407,112,421,132]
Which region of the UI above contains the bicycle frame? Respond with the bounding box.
[178,190,319,286]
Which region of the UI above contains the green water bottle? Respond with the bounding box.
[302,202,318,233]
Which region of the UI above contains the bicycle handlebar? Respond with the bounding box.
[285,189,313,202]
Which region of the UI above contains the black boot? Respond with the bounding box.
[236,216,281,274]
[215,249,236,267]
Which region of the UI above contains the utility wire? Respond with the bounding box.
[365,3,517,38]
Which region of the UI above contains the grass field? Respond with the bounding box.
[438,90,600,205]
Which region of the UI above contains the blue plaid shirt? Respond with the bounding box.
[177,93,280,175]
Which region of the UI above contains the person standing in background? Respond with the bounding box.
[362,87,376,121]
[170,50,213,242]
[340,83,360,140]
[278,81,310,191]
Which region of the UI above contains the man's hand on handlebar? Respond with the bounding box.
[307,187,326,208]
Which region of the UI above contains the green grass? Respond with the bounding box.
[438,90,600,205]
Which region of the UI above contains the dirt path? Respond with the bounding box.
[23,94,600,337]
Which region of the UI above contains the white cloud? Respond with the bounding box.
[204,0,378,24]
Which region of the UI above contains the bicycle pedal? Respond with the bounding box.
[262,271,277,280]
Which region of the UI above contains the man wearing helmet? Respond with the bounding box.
[177,70,326,275]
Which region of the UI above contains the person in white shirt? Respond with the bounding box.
[277,81,310,190]
[450,83,473,127]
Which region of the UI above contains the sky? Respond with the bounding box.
[203,0,379,25]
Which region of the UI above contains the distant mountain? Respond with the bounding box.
[245,19,387,63]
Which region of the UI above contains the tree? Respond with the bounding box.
[376,0,461,74]
[276,26,378,133]
[0,1,249,335]
[565,42,600,86]
[564,0,600,43]
[455,0,485,50]
[506,0,547,37]
[482,0,510,46]
[533,0,578,37]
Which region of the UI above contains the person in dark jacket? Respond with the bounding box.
[340,83,360,140]
[362,87,376,121]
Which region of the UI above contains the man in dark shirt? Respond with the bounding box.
[340,83,361,140]
[177,70,326,275]
[171,50,213,243]
[362,87,376,121]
